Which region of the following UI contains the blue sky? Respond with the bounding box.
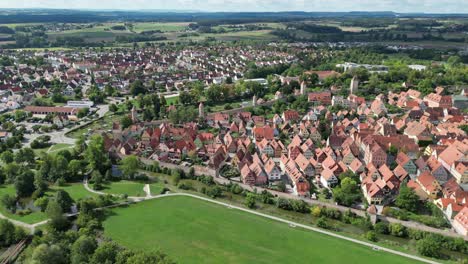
[1,0,467,13]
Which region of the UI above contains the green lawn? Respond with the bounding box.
[165,95,179,106]
[47,183,98,201]
[102,181,146,197]
[149,182,164,196]
[103,196,419,264]
[48,143,73,154]
[0,185,47,224]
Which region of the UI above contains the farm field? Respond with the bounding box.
[103,196,419,264]
[132,22,189,33]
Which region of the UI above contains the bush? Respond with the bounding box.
[365,231,378,242]
[417,236,442,258]
[17,209,32,216]
[374,222,389,234]
[320,207,342,220]
[177,182,192,190]
[389,223,407,238]
[316,217,330,229]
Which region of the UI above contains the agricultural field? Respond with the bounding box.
[132,22,189,33]
[103,196,419,264]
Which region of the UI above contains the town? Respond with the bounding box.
[0,7,467,264]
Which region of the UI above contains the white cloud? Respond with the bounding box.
[0,0,467,13]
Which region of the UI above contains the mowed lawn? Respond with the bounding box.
[47,183,98,201]
[103,196,419,264]
[102,181,146,197]
[0,185,47,224]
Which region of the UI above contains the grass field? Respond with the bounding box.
[103,196,419,264]
[48,143,73,154]
[47,183,98,201]
[164,95,179,106]
[0,185,47,224]
[102,181,146,197]
[132,22,189,33]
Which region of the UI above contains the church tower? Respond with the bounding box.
[252,95,257,107]
[300,81,307,95]
[350,76,359,95]
[131,106,138,122]
[198,102,204,118]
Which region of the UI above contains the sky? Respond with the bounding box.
[0,0,467,13]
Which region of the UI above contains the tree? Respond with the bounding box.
[45,200,68,230]
[130,80,146,96]
[15,147,35,165]
[125,250,173,264]
[71,235,98,264]
[1,194,16,213]
[0,150,14,164]
[55,190,74,213]
[120,155,140,179]
[245,193,256,209]
[91,242,120,264]
[333,177,361,207]
[34,197,49,212]
[77,108,90,118]
[91,171,104,191]
[395,183,420,212]
[68,159,84,180]
[121,115,133,129]
[15,170,35,197]
[33,173,47,198]
[0,219,24,247]
[31,244,67,264]
[85,135,110,175]
[109,103,118,112]
[338,170,359,182]
[417,235,442,258]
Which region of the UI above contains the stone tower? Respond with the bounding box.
[198,102,204,118]
[300,81,307,95]
[252,95,257,107]
[131,106,138,122]
[350,76,359,95]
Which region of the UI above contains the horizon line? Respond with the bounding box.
[0,8,467,15]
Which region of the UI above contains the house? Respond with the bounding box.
[453,207,468,236]
[395,152,417,176]
[282,110,300,124]
[423,93,452,108]
[416,171,441,199]
[24,106,79,118]
[253,125,275,142]
[308,91,332,106]
[295,153,315,177]
[320,168,338,188]
[0,131,10,142]
[264,158,282,181]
